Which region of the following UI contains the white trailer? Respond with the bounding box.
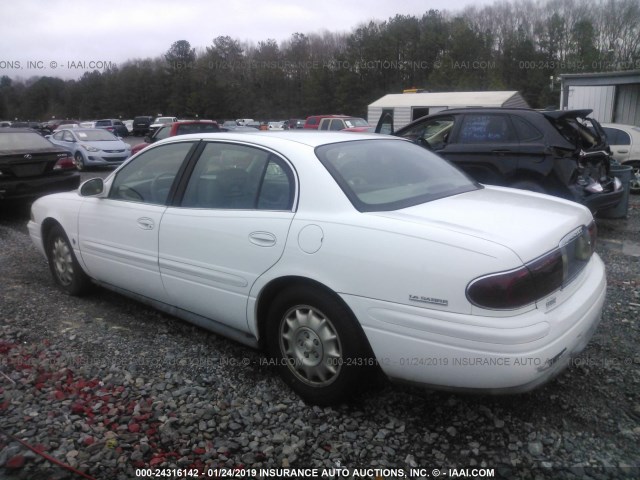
[368,91,529,130]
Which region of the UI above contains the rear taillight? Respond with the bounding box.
[467,222,596,310]
[54,156,76,170]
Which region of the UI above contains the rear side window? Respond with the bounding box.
[512,116,543,142]
[306,117,319,126]
[602,127,631,146]
[181,143,294,210]
[0,131,55,149]
[458,115,516,143]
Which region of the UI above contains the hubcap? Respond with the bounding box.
[279,305,342,386]
[51,237,74,286]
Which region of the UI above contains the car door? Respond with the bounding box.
[158,141,297,333]
[50,130,74,152]
[437,113,519,185]
[77,141,197,300]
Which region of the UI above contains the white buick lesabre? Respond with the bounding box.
[28,132,606,404]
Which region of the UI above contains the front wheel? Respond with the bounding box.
[46,225,93,296]
[266,286,374,405]
[74,152,86,171]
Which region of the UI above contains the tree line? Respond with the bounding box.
[1,0,639,122]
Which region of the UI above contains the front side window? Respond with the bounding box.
[329,119,344,131]
[153,126,171,141]
[399,116,455,150]
[109,142,194,205]
[181,143,294,210]
[316,139,479,212]
[62,131,75,142]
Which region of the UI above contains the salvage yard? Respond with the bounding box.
[1,193,639,479]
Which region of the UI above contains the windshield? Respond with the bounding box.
[75,130,117,141]
[344,118,369,128]
[316,139,479,212]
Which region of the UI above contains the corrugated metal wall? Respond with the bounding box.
[566,86,615,122]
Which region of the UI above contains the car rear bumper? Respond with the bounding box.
[342,254,606,392]
[0,173,80,200]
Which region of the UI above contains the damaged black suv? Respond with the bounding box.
[379,108,623,212]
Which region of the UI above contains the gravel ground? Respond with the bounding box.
[0,190,638,480]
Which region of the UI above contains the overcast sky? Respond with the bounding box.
[0,0,497,80]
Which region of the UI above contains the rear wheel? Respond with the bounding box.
[509,179,547,194]
[626,161,640,194]
[266,286,373,405]
[46,224,92,296]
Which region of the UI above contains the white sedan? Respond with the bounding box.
[28,131,606,405]
[601,122,640,194]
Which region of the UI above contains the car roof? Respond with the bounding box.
[154,130,401,149]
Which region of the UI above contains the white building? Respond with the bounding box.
[559,70,640,125]
[367,91,529,130]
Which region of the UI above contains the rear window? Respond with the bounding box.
[177,123,220,134]
[95,120,111,127]
[0,131,56,150]
[552,116,604,149]
[316,139,479,212]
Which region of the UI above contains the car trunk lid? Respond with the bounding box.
[371,186,593,263]
[0,148,71,178]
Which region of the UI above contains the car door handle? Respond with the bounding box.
[615,149,628,154]
[491,149,512,154]
[249,232,277,247]
[137,217,155,230]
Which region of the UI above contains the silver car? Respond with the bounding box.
[48,128,131,171]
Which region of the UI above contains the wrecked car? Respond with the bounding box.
[377,108,623,212]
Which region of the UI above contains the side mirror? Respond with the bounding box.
[144,135,152,143]
[79,178,105,197]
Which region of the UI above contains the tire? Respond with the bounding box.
[46,224,93,296]
[626,161,640,194]
[509,179,547,194]
[74,151,86,171]
[265,286,373,405]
